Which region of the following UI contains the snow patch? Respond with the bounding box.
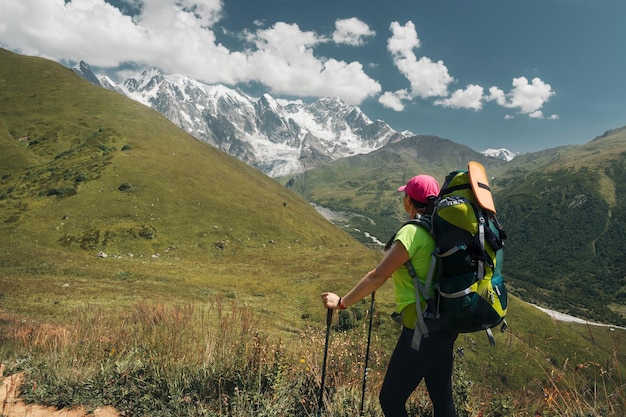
[481,148,519,161]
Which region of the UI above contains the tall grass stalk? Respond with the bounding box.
[1,298,386,416]
[530,357,624,417]
[0,301,624,416]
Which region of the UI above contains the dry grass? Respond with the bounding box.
[1,294,624,416]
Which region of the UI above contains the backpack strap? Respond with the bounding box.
[477,214,486,280]
[399,216,438,351]
[405,255,437,350]
[441,182,471,195]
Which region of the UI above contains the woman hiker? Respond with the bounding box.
[321,174,458,417]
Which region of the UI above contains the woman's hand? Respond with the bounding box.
[321,292,341,310]
[319,241,408,311]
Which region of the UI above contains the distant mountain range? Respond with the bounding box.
[73,61,516,176]
[481,148,519,161]
[74,62,408,177]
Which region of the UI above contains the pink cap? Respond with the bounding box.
[398,175,440,203]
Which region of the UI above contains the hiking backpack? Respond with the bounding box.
[405,161,508,349]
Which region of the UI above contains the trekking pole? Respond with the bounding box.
[360,291,375,416]
[317,308,333,417]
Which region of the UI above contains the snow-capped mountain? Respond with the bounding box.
[481,148,519,161]
[74,62,404,177]
[73,61,101,86]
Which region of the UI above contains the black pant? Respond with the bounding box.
[379,322,458,417]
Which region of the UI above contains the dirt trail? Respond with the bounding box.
[0,368,120,417]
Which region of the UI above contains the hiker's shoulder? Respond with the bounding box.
[404,215,432,230]
[397,217,432,237]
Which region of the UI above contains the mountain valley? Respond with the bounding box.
[1,48,625,416]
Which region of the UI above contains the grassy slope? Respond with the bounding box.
[0,49,624,409]
[0,48,382,332]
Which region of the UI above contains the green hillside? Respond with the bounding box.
[0,49,355,256]
[0,49,624,416]
[491,128,626,326]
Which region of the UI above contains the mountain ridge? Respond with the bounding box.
[73,61,406,177]
[73,60,518,176]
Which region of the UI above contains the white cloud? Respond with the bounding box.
[508,77,555,114]
[387,21,421,54]
[548,114,560,120]
[244,22,380,104]
[487,77,555,116]
[332,17,375,46]
[486,86,507,106]
[275,98,304,106]
[386,21,454,109]
[0,0,234,74]
[0,2,556,116]
[434,84,484,110]
[379,89,410,111]
[0,0,146,66]
[176,0,223,27]
[382,21,556,118]
[485,77,559,120]
[378,21,454,111]
[0,0,380,104]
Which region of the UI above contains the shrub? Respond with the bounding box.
[118,183,132,192]
[138,226,156,239]
[45,187,77,197]
[99,144,116,154]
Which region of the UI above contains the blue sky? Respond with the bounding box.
[1,0,625,154]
